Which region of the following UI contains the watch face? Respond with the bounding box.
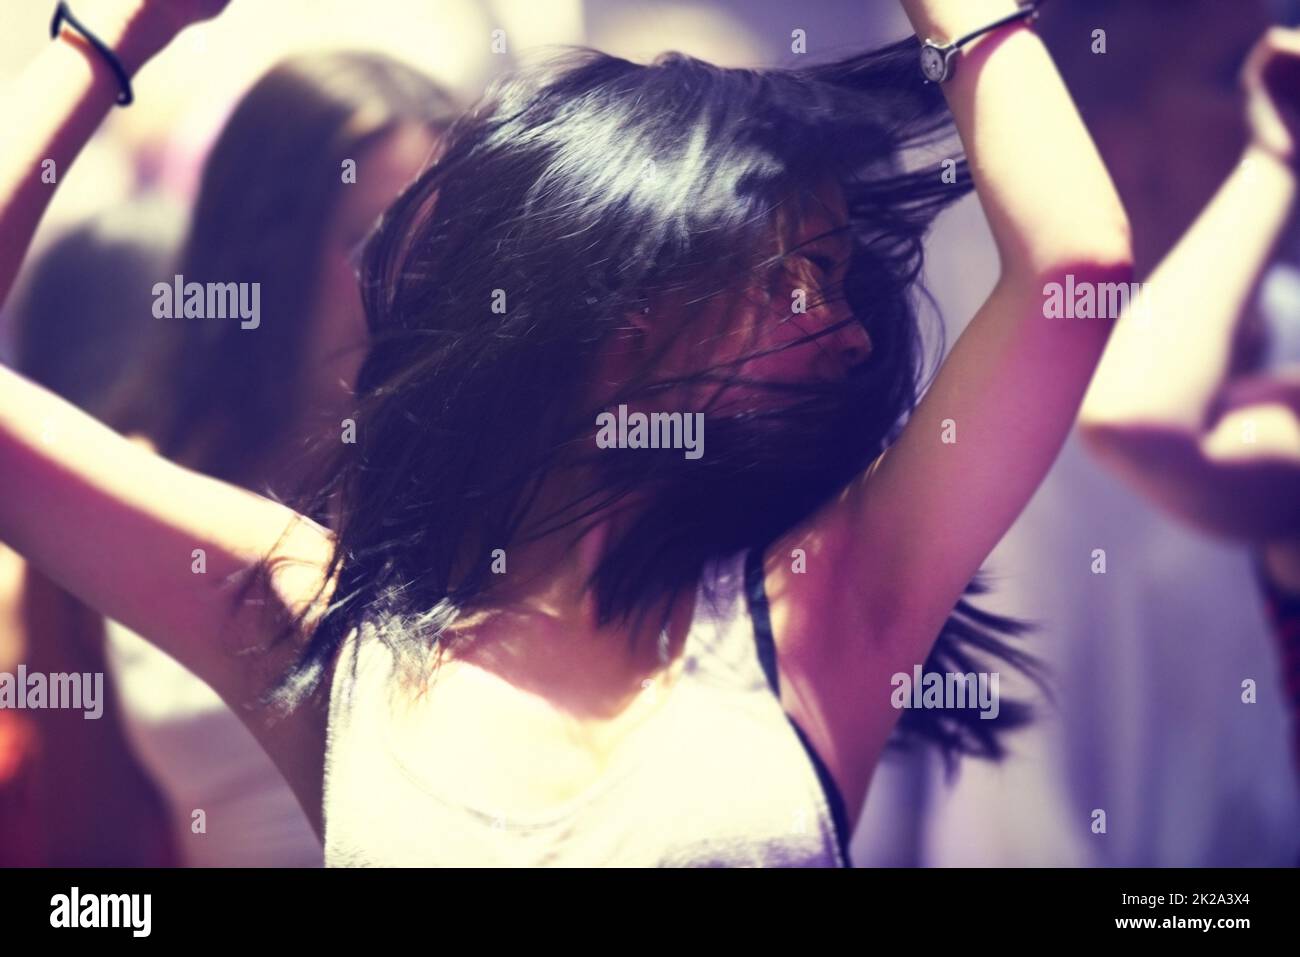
[920,44,947,83]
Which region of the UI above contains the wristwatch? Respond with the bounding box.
[920,1,1045,84]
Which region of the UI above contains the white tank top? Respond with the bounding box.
[321,548,853,866]
[104,621,323,867]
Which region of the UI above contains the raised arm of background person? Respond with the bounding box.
[1078,28,1300,542]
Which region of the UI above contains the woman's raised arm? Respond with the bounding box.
[1078,28,1300,541]
[0,1,333,707]
[764,0,1133,803]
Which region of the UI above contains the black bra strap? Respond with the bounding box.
[742,548,854,867]
[744,548,783,697]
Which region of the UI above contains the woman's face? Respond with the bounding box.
[306,123,438,423]
[730,183,871,385]
[614,181,872,413]
[597,180,871,418]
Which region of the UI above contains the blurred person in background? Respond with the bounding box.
[0,200,183,865]
[2,49,460,866]
[95,50,460,866]
[867,0,1300,867]
[1078,26,1300,781]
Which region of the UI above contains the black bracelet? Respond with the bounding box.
[49,1,134,106]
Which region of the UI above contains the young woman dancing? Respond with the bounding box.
[0,0,1132,866]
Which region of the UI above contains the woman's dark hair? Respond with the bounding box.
[275,37,1045,768]
[108,51,461,486]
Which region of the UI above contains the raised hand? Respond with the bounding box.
[1244,27,1300,168]
[135,0,231,31]
[58,0,232,71]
